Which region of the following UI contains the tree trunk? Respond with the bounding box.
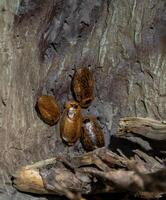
[0,0,166,199]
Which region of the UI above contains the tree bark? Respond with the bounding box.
[1,0,166,199]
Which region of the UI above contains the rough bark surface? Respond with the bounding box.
[0,0,166,199]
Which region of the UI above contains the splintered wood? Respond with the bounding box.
[118,117,166,141]
[13,148,166,200]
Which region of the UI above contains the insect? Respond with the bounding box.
[72,67,94,108]
[60,100,82,145]
[36,95,60,125]
[81,116,105,151]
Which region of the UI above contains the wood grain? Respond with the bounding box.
[1,1,166,199]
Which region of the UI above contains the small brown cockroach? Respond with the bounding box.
[36,95,60,125]
[60,100,82,145]
[81,116,105,151]
[72,67,94,108]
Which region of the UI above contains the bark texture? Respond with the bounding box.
[0,0,166,199]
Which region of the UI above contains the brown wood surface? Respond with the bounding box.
[118,117,166,141]
[13,148,166,199]
[1,0,166,199]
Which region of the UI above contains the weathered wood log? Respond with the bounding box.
[118,117,166,141]
[13,148,166,200]
[2,1,166,199]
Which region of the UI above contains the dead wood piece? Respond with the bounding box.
[13,148,166,199]
[40,165,91,194]
[13,158,57,194]
[13,167,48,194]
[133,150,164,172]
[118,117,166,141]
[80,167,144,191]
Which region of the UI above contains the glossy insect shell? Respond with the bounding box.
[81,116,105,151]
[36,95,60,125]
[72,67,94,108]
[60,100,82,146]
